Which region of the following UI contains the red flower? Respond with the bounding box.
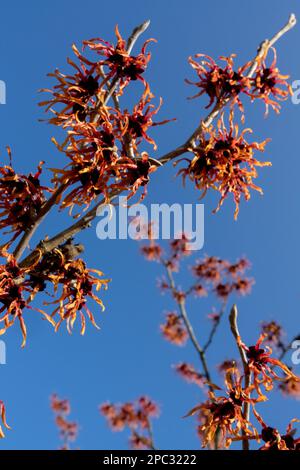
[51,394,78,447]
[40,44,100,126]
[187,368,260,448]
[261,320,284,349]
[141,243,163,262]
[187,54,251,115]
[116,94,173,151]
[41,245,110,335]
[192,255,253,300]
[192,256,227,284]
[259,420,300,451]
[177,119,270,219]
[51,394,71,415]
[83,26,155,95]
[240,334,299,394]
[279,376,300,400]
[250,48,292,115]
[169,234,192,260]
[0,150,50,243]
[0,249,54,347]
[175,363,205,387]
[52,118,159,211]
[160,312,188,346]
[100,396,159,449]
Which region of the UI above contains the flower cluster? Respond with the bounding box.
[279,376,300,400]
[37,242,110,335]
[250,48,292,115]
[261,320,284,350]
[175,363,205,387]
[188,341,300,450]
[259,420,300,451]
[39,45,101,127]
[188,367,260,448]
[240,334,299,395]
[0,249,54,347]
[40,26,169,214]
[100,396,159,449]
[83,26,155,96]
[192,255,253,300]
[160,312,188,346]
[0,241,109,346]
[187,54,251,114]
[50,394,78,449]
[0,151,49,243]
[115,94,173,152]
[177,120,270,219]
[187,48,291,116]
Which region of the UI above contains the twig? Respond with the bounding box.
[164,263,212,388]
[147,420,157,451]
[278,333,300,361]
[203,301,227,353]
[229,304,250,451]
[20,189,120,268]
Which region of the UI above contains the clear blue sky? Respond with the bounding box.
[0,0,299,450]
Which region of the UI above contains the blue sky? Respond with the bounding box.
[0,0,300,450]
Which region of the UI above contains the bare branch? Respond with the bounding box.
[229,304,251,450]
[164,263,213,389]
[13,182,68,261]
[19,189,120,268]
[203,301,227,353]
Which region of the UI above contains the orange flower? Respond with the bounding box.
[160,312,188,345]
[100,396,159,450]
[192,255,253,300]
[259,420,300,451]
[0,249,54,347]
[0,150,50,243]
[187,368,260,448]
[50,394,71,415]
[45,253,109,335]
[250,48,292,115]
[39,44,100,127]
[261,320,284,349]
[141,243,163,261]
[240,334,299,395]
[116,94,174,151]
[177,118,270,219]
[83,26,155,95]
[52,117,160,212]
[187,54,251,116]
[279,376,300,400]
[175,363,205,387]
[55,415,78,443]
[50,394,78,448]
[0,401,10,438]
